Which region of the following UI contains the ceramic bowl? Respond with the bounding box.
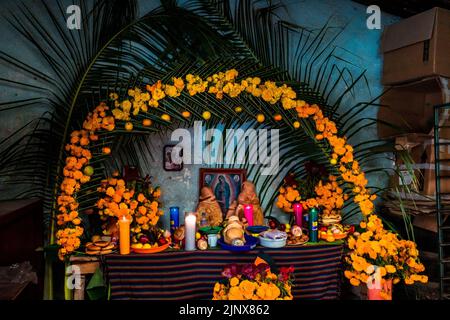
[259,236,287,248]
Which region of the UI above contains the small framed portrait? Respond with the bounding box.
[163,145,183,171]
[199,168,247,216]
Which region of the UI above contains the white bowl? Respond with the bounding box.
[259,236,286,248]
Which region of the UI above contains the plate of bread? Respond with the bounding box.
[85,240,116,255]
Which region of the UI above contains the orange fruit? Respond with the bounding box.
[125,122,133,131]
[102,147,111,155]
[142,119,152,126]
[182,111,191,118]
[256,114,265,123]
[293,121,300,129]
[202,111,211,120]
[83,166,94,176]
[161,114,171,121]
[273,114,282,121]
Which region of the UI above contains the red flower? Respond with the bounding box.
[222,264,239,278]
[279,266,294,281]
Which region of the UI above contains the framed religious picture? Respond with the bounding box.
[199,168,247,216]
[163,145,183,171]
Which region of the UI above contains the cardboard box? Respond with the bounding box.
[413,213,448,233]
[382,7,450,85]
[378,77,450,139]
[413,215,438,233]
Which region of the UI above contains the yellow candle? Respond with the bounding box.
[119,215,131,255]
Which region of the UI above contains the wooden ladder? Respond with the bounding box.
[434,103,450,299]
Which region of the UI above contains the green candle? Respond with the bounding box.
[309,208,319,242]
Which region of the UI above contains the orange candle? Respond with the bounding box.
[118,215,131,255]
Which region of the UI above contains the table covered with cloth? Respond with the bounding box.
[103,243,344,300]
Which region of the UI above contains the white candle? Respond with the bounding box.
[185,213,197,251]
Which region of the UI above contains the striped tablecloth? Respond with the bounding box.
[104,243,344,300]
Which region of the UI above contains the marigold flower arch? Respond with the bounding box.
[55,69,377,260]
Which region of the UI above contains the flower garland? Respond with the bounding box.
[55,69,402,263]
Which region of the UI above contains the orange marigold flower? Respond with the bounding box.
[137,193,145,202]
[350,278,360,286]
[138,206,147,215]
[80,137,89,146]
[106,187,115,197]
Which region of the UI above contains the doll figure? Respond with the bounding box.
[235,181,264,226]
[196,186,223,227]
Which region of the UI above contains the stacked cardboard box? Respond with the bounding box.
[378,8,450,232]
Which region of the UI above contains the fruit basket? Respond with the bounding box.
[319,224,351,242]
[131,241,171,254]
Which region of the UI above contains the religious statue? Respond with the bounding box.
[214,175,230,214]
[235,181,265,226]
[196,186,223,227]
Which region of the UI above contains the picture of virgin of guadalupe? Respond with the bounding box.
[200,169,246,217]
[214,175,230,214]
